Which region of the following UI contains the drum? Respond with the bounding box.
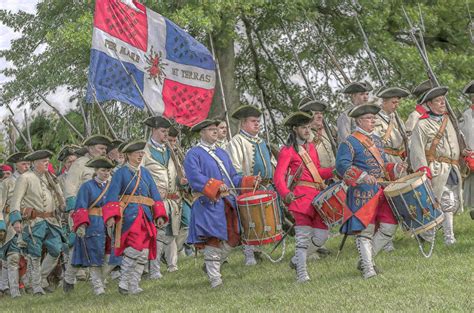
[384,172,444,235]
[312,181,347,227]
[236,190,282,246]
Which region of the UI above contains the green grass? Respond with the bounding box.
[3,212,474,312]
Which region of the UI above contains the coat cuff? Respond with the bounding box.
[343,166,363,186]
[0,220,6,232]
[385,163,397,181]
[241,175,258,194]
[72,208,90,232]
[152,201,168,223]
[102,201,122,224]
[9,211,22,225]
[202,178,224,201]
[416,166,432,180]
[65,196,76,213]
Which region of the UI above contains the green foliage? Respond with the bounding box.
[0,0,472,147]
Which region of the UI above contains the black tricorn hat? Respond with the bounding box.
[376,87,410,99]
[57,145,81,162]
[74,146,88,157]
[6,152,28,163]
[107,139,124,153]
[462,80,474,95]
[168,126,179,137]
[231,105,262,119]
[85,157,115,169]
[143,116,172,129]
[82,134,112,147]
[24,150,53,162]
[348,104,381,118]
[412,80,433,98]
[283,112,313,127]
[420,86,448,104]
[190,119,220,132]
[298,97,328,112]
[120,140,147,154]
[341,81,373,94]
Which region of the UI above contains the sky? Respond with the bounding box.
[0,0,74,128]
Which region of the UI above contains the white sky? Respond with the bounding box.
[0,0,75,128]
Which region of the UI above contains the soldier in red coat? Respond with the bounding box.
[274,112,334,283]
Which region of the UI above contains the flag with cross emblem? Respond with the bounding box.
[86,0,216,126]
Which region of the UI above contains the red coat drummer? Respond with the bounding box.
[274,112,334,283]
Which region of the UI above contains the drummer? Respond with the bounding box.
[335,104,406,279]
[274,112,334,283]
[183,119,259,288]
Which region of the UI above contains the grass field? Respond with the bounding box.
[3,211,474,312]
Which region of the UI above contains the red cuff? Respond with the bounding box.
[319,167,335,180]
[385,163,397,181]
[241,176,258,194]
[152,201,168,223]
[102,201,122,224]
[417,166,432,180]
[71,208,90,232]
[343,166,363,186]
[202,178,224,201]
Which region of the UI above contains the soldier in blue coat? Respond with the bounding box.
[63,157,114,295]
[103,140,168,295]
[336,104,406,279]
[184,119,257,288]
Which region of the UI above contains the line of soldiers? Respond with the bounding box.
[0,80,472,296]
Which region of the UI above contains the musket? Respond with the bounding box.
[90,84,119,139]
[402,6,467,152]
[353,3,412,171]
[280,18,338,157]
[27,83,85,141]
[8,116,32,151]
[258,90,271,145]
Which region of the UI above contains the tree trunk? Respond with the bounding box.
[209,35,240,135]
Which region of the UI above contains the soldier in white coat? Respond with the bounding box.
[410,87,463,245]
[405,80,433,137]
[0,152,29,297]
[336,81,372,144]
[460,81,474,213]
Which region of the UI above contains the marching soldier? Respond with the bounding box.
[226,105,276,266]
[0,152,29,297]
[184,119,258,288]
[216,120,229,149]
[63,157,115,295]
[57,145,80,193]
[9,150,67,295]
[142,116,185,278]
[167,127,193,256]
[107,139,125,169]
[405,80,433,137]
[336,104,406,279]
[410,87,463,245]
[103,140,167,295]
[274,112,334,283]
[299,98,336,168]
[0,165,13,181]
[336,81,372,144]
[460,81,474,214]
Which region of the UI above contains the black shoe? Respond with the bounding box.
[316,247,331,257]
[44,285,55,293]
[202,264,208,275]
[63,281,74,293]
[356,260,382,274]
[470,210,474,220]
[289,259,296,270]
[118,286,129,295]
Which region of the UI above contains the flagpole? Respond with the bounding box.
[89,83,119,139]
[208,33,232,139]
[112,50,153,116]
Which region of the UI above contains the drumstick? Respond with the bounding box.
[252,172,261,194]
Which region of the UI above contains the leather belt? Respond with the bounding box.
[89,207,102,216]
[120,195,155,207]
[425,152,459,166]
[164,193,180,201]
[295,180,325,190]
[383,147,405,157]
[24,209,55,220]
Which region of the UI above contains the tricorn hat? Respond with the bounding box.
[82,134,112,147]
[420,86,448,104]
[24,150,53,162]
[376,87,410,99]
[341,81,373,94]
[231,105,262,119]
[348,104,381,118]
[283,112,313,127]
[412,80,433,98]
[120,140,147,154]
[462,80,474,95]
[85,157,115,169]
[6,152,28,164]
[143,116,172,129]
[298,97,328,112]
[190,119,220,132]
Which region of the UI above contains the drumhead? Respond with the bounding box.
[384,172,426,197]
[313,181,343,203]
[244,193,270,201]
[237,190,276,204]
